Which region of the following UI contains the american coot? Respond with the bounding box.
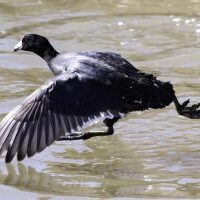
[0,34,199,163]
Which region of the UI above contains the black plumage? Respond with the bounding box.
[0,33,199,163]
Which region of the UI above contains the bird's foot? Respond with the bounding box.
[176,99,200,119]
[58,117,118,141]
[58,130,113,141]
[58,132,92,141]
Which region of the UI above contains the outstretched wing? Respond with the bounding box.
[0,72,124,162]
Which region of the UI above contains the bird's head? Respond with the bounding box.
[14,33,50,53]
[14,34,58,62]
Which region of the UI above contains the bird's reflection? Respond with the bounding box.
[4,163,65,194]
[0,135,151,197]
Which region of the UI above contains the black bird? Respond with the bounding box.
[0,34,199,163]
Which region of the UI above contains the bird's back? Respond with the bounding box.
[49,51,139,79]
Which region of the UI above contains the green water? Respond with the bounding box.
[0,0,200,199]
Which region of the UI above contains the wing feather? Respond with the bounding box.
[45,110,54,146]
[17,122,32,161]
[0,73,124,162]
[27,120,39,158]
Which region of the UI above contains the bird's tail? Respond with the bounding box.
[121,74,175,111]
[146,80,175,109]
[141,74,200,118]
[119,73,200,118]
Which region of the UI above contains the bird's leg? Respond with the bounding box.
[173,95,200,119]
[58,117,120,141]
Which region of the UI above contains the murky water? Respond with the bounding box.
[0,0,200,199]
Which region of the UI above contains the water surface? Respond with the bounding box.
[0,0,200,199]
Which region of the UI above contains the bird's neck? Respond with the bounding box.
[34,43,59,63]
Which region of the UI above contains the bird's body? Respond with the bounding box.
[50,51,175,111]
[0,34,199,163]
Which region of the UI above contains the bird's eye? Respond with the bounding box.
[22,37,30,43]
